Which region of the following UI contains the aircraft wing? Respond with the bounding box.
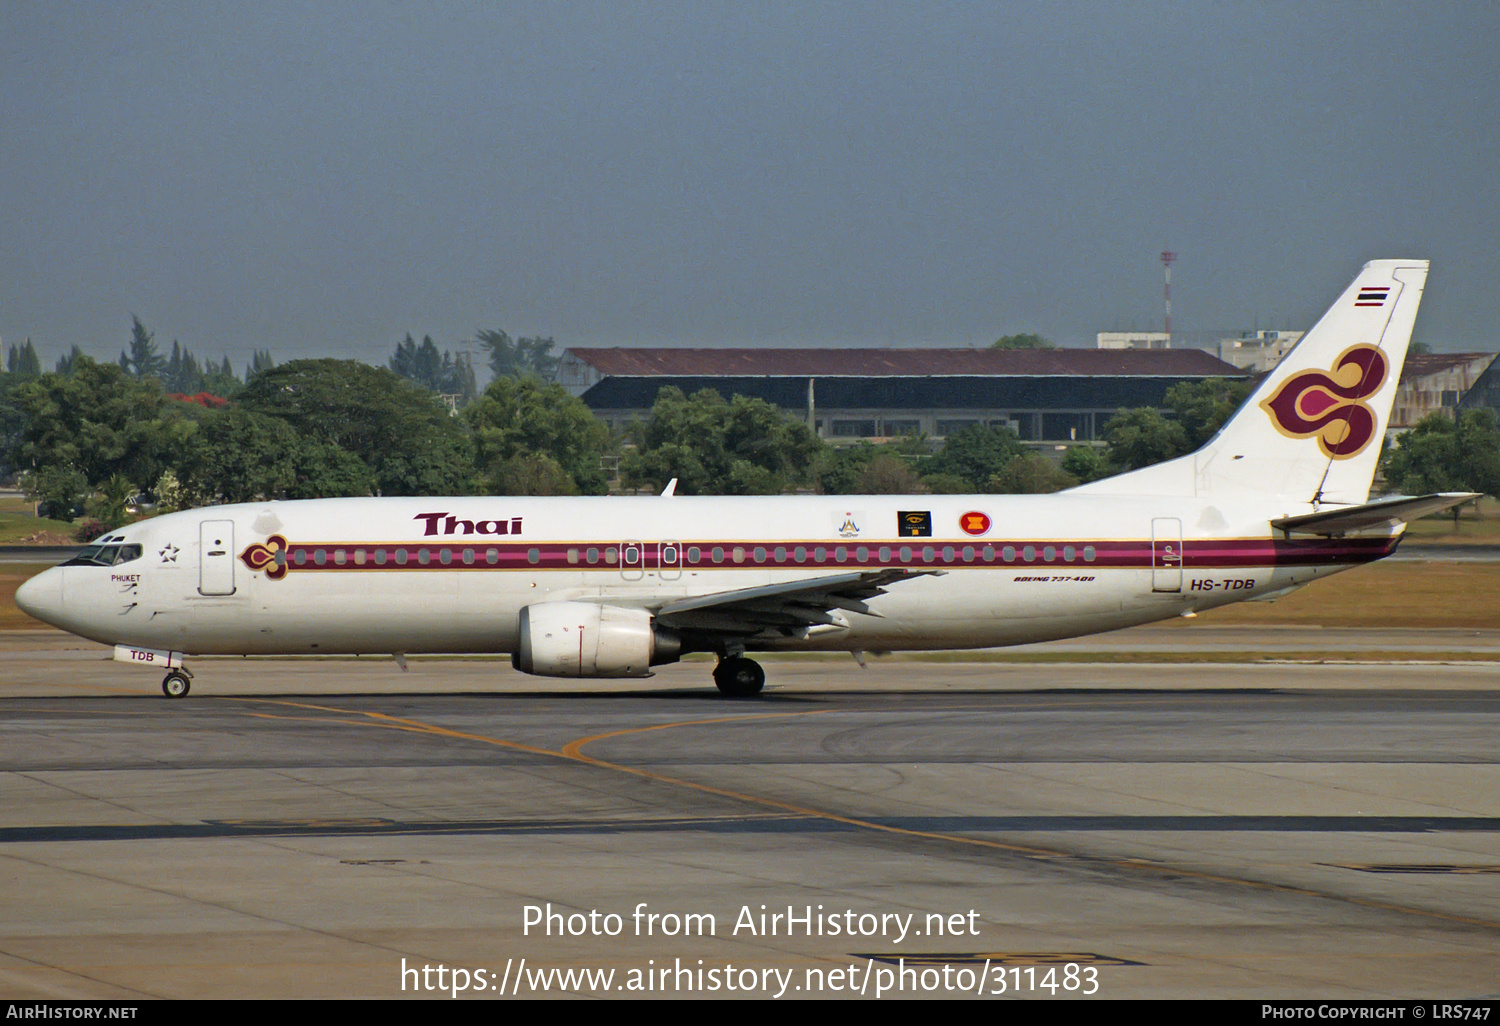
[1271,492,1480,536]
[654,568,942,636]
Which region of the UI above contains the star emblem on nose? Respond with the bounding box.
[158,544,179,563]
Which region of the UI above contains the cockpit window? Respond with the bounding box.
[62,544,144,567]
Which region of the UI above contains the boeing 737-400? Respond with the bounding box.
[15,259,1473,697]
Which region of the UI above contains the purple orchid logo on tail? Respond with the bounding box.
[1260,345,1388,459]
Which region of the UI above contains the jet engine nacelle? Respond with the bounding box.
[513,601,682,678]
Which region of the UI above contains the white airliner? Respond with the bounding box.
[16,259,1473,697]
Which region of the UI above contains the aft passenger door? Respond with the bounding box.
[1151,517,1183,593]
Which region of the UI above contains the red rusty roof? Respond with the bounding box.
[564,347,1242,377]
[1398,352,1496,383]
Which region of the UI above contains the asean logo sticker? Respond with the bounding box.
[960,511,991,536]
[1260,344,1388,460]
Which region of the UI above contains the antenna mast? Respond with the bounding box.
[1160,250,1177,346]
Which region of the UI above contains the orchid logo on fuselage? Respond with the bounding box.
[1259,344,1388,459]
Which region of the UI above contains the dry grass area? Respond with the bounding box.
[0,563,49,629]
[1400,497,1500,545]
[1163,560,1500,629]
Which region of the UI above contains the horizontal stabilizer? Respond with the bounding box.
[1270,493,1479,536]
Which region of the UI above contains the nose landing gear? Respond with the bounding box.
[162,668,193,698]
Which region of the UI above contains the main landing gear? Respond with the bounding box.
[161,668,193,698]
[713,655,765,697]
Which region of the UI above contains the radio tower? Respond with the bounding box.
[1160,250,1177,347]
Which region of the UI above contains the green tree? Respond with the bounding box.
[54,346,85,375]
[22,464,89,522]
[10,357,182,495]
[990,333,1055,350]
[1060,445,1107,483]
[817,437,932,494]
[1101,408,1190,472]
[1164,377,1254,448]
[462,377,613,494]
[237,360,476,496]
[245,349,276,381]
[0,374,25,479]
[6,341,42,378]
[178,407,371,504]
[1383,411,1500,517]
[489,453,580,496]
[623,387,824,495]
[924,425,1025,491]
[918,471,973,494]
[163,341,199,392]
[854,454,926,493]
[197,356,244,399]
[120,316,167,379]
[390,335,479,403]
[989,453,1078,494]
[476,330,559,382]
[85,474,138,532]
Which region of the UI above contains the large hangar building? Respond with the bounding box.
[559,347,1247,445]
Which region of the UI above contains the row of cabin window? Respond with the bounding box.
[289,547,545,567]
[284,544,1098,568]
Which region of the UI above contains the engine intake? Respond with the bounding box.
[513,601,681,678]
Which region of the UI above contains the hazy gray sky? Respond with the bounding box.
[3,1,1497,369]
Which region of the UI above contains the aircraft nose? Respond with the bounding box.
[14,568,64,627]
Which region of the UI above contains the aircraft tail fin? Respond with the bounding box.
[1071,259,1430,504]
